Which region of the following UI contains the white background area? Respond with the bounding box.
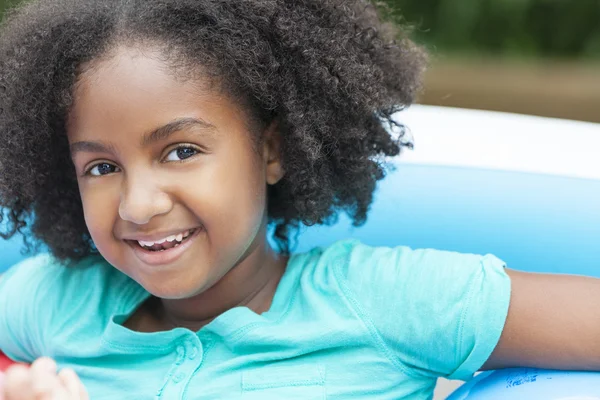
[396,106,600,180]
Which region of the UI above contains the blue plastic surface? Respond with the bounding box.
[447,368,600,399]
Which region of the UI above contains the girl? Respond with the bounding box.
[0,0,598,399]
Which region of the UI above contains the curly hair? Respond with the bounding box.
[0,0,425,262]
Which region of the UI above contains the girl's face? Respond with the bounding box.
[67,46,284,299]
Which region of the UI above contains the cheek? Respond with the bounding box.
[190,153,266,238]
[79,183,120,247]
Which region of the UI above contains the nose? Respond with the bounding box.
[118,173,173,225]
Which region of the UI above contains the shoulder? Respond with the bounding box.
[0,253,130,306]
[313,239,506,283]
[290,238,508,319]
[287,239,419,295]
[293,238,491,281]
[0,253,135,360]
[0,254,79,306]
[291,240,510,380]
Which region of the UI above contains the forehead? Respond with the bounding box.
[66,46,234,141]
[75,45,204,105]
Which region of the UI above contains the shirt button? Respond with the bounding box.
[173,372,186,383]
[188,346,199,360]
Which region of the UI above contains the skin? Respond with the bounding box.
[484,270,600,371]
[2,358,88,400]
[4,44,600,399]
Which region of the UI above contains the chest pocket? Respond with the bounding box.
[241,364,326,400]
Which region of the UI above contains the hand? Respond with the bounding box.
[1,358,88,400]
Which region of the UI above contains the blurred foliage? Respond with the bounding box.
[0,0,14,17]
[381,0,600,60]
[1,0,598,59]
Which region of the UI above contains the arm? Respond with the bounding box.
[483,269,600,370]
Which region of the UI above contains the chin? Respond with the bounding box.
[141,274,213,300]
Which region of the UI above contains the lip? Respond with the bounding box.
[127,227,202,266]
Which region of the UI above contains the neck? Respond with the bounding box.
[154,235,287,332]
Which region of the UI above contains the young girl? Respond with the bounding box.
[0,0,598,399]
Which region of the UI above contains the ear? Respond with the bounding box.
[263,120,285,185]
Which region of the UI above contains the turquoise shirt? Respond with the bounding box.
[0,240,510,399]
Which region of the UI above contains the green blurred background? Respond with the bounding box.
[1,0,599,122]
[381,0,600,122]
[384,0,600,60]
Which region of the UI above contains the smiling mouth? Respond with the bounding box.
[131,228,199,252]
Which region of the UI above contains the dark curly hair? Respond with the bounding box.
[0,0,425,262]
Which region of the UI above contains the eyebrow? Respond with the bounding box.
[69,117,217,155]
[69,139,116,155]
[140,117,216,147]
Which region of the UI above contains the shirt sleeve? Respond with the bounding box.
[0,254,58,363]
[334,240,511,381]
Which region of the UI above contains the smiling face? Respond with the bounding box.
[67,46,284,299]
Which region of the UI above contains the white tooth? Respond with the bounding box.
[176,233,183,242]
[156,237,167,244]
[138,240,154,247]
[165,235,177,242]
[183,230,191,238]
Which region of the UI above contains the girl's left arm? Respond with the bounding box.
[482,269,600,370]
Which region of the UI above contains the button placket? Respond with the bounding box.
[175,345,185,363]
[187,345,199,360]
[181,336,206,399]
[172,371,186,384]
[169,344,188,386]
[157,335,206,399]
[174,338,204,383]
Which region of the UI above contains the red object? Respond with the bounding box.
[0,352,16,372]
[0,351,14,400]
